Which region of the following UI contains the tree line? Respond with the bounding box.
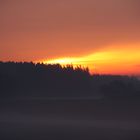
[0,61,140,99]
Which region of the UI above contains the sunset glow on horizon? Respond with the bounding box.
[39,44,140,75]
[1,0,140,76]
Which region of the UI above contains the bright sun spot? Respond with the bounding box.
[46,58,77,65]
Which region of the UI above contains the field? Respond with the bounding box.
[0,98,140,140]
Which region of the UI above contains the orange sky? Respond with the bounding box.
[1,0,140,75]
[42,44,140,75]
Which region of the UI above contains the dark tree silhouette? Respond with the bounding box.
[0,61,140,99]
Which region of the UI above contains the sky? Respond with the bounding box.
[1,0,140,75]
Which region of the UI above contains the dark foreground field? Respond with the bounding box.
[0,98,140,140]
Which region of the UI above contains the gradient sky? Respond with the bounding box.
[1,0,140,75]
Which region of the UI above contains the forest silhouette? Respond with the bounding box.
[0,61,140,99]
